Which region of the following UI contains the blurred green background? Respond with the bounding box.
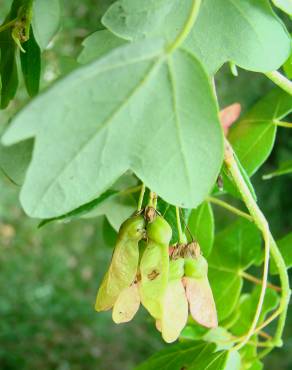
[0,1,291,369]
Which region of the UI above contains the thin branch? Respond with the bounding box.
[224,140,270,351]
[273,120,292,128]
[207,196,253,222]
[241,271,281,292]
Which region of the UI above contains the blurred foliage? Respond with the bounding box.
[0,0,291,369]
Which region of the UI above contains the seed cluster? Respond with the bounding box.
[95,208,217,343]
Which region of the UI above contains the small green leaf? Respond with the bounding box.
[210,219,262,272]
[78,30,127,64]
[134,341,238,370]
[230,287,279,335]
[20,27,41,97]
[208,219,262,320]
[0,6,18,109]
[229,88,292,176]
[208,268,242,322]
[188,201,214,256]
[272,0,292,15]
[263,160,292,180]
[3,40,223,218]
[270,232,292,274]
[247,360,264,370]
[32,0,61,49]
[0,139,33,185]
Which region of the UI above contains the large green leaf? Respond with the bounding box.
[103,0,291,74]
[188,201,214,257]
[208,219,262,321]
[134,341,240,370]
[270,232,292,274]
[32,0,61,49]
[2,39,223,218]
[229,89,292,176]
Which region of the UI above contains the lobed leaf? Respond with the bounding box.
[103,0,291,74]
[2,40,223,218]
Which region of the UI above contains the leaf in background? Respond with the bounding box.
[78,30,127,64]
[20,27,41,97]
[230,287,279,335]
[272,0,292,15]
[0,139,33,185]
[185,0,291,74]
[2,40,223,218]
[248,361,264,370]
[188,201,214,256]
[32,0,61,49]
[208,219,262,320]
[284,42,292,79]
[103,0,291,75]
[263,160,292,180]
[228,89,292,176]
[134,341,240,370]
[0,0,19,109]
[270,232,292,274]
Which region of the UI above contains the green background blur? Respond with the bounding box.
[0,1,291,369]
